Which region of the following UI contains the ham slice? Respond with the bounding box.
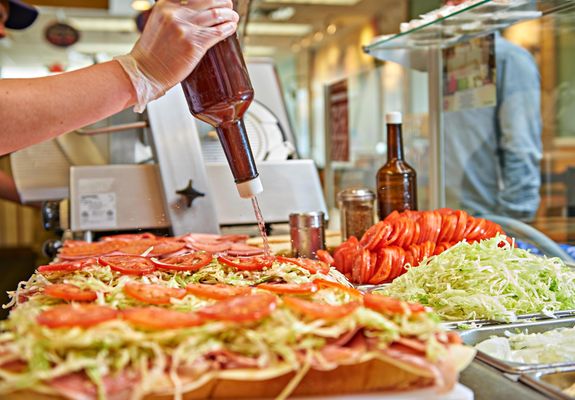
[227,243,265,256]
[49,371,138,400]
[204,349,261,369]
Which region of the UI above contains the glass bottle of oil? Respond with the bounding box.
[376,112,417,220]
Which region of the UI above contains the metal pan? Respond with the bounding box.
[458,317,575,374]
[520,367,575,400]
[442,309,575,330]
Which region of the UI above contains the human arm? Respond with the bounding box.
[0,61,135,156]
[0,0,238,156]
[496,40,542,220]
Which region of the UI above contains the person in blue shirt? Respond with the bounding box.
[444,32,542,221]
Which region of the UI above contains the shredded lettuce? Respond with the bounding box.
[380,236,575,322]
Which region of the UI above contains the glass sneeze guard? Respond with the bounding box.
[364,0,575,54]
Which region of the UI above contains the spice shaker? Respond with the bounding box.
[337,188,375,241]
[289,212,326,259]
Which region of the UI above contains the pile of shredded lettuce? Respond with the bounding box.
[379,236,575,322]
[0,258,444,400]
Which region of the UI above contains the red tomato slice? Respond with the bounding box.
[59,241,122,260]
[412,220,422,245]
[218,255,275,271]
[38,261,83,274]
[186,283,253,300]
[122,307,204,330]
[384,210,401,222]
[352,249,370,283]
[428,211,443,244]
[450,210,468,243]
[437,208,455,216]
[99,255,155,275]
[283,297,360,320]
[316,249,335,266]
[389,247,406,280]
[313,278,363,298]
[257,282,318,295]
[38,304,118,328]
[123,282,186,305]
[369,248,393,284]
[467,218,487,241]
[275,256,330,274]
[438,214,457,244]
[364,293,426,316]
[119,240,185,257]
[333,237,359,276]
[360,222,386,250]
[197,293,277,323]
[385,219,403,246]
[153,252,212,272]
[43,284,97,302]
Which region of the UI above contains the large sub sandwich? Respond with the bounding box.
[0,234,474,399]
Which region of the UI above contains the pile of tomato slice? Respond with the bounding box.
[37,280,425,330]
[333,208,506,285]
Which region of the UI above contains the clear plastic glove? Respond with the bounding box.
[116,0,239,112]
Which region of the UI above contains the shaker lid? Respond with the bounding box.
[337,188,376,202]
[289,211,325,228]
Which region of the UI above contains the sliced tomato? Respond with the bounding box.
[316,249,335,266]
[275,256,330,274]
[218,255,275,271]
[37,304,118,328]
[467,218,487,241]
[37,261,83,274]
[153,252,212,272]
[385,219,403,247]
[450,210,468,243]
[185,283,252,300]
[99,255,155,275]
[59,241,122,260]
[313,278,363,298]
[123,282,186,305]
[43,284,97,302]
[122,307,204,330]
[197,293,277,323]
[360,222,387,250]
[364,293,426,315]
[119,240,185,257]
[283,297,360,320]
[428,211,443,244]
[384,210,401,222]
[257,282,318,295]
[369,247,393,284]
[389,247,406,280]
[333,237,359,276]
[352,249,370,283]
[438,214,457,244]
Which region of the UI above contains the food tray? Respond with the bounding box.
[519,367,575,400]
[458,317,575,374]
[441,309,575,330]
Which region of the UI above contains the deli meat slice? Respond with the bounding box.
[227,243,265,256]
[50,371,138,400]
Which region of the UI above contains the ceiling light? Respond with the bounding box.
[246,22,312,36]
[131,0,152,11]
[313,31,324,42]
[327,23,337,34]
[263,0,360,5]
[68,17,137,32]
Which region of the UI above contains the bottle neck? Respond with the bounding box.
[386,123,404,161]
[216,119,259,184]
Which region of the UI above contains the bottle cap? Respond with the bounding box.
[236,176,263,199]
[289,211,325,228]
[385,111,402,124]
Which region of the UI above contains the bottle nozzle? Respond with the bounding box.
[236,176,263,198]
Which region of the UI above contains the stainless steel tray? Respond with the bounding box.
[442,309,575,330]
[520,367,575,400]
[458,317,575,374]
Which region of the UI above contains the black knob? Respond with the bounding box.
[176,180,205,208]
[42,201,61,231]
[42,240,62,259]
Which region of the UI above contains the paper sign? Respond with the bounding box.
[79,193,117,229]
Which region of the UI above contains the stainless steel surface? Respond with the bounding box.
[520,367,575,400]
[442,309,575,330]
[458,317,575,374]
[146,87,220,236]
[289,211,325,259]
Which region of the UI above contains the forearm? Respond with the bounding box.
[0,61,136,155]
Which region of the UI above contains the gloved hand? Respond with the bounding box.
[116,0,239,112]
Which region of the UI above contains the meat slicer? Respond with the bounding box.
[10,60,327,252]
